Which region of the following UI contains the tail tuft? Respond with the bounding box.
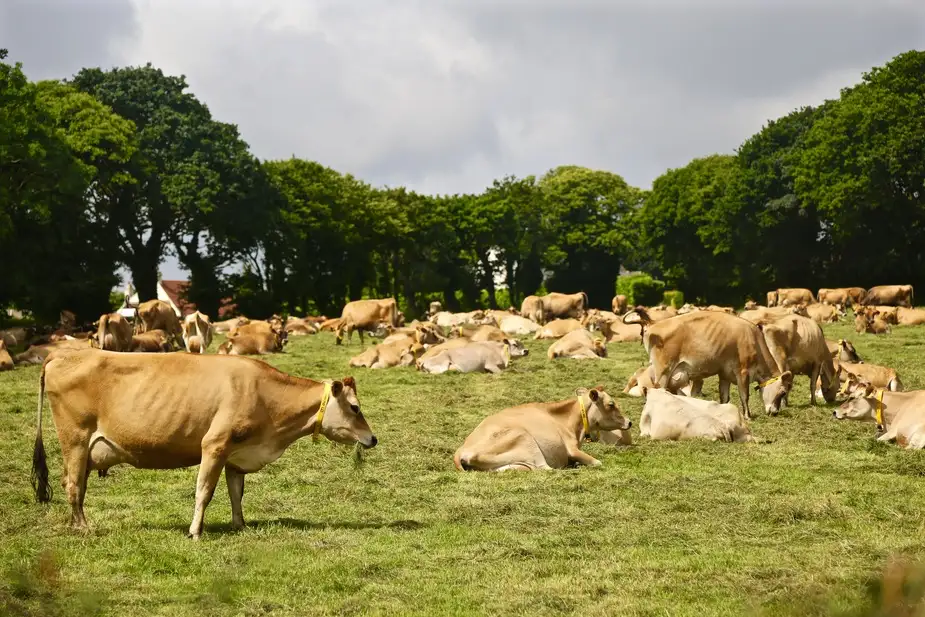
[32,435,51,503]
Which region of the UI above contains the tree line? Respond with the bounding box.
[2,48,922,325]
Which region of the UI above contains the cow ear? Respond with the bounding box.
[781,371,794,387]
[342,376,357,393]
[574,387,588,398]
[331,380,344,397]
[588,389,601,402]
[641,386,648,397]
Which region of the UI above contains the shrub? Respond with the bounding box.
[663,290,684,308]
[616,273,666,307]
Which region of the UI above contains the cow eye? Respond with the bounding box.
[350,404,359,413]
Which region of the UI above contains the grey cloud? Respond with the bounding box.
[0,0,139,80]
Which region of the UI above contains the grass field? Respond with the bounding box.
[3,320,925,616]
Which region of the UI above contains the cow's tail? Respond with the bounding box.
[910,286,915,308]
[32,364,51,504]
[622,306,652,340]
[580,291,589,312]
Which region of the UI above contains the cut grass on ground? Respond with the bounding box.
[3,321,925,616]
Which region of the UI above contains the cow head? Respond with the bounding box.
[414,324,444,345]
[757,371,793,415]
[578,386,632,432]
[504,338,528,357]
[835,339,861,363]
[592,339,608,358]
[833,382,878,421]
[744,300,758,311]
[320,377,378,449]
[399,343,426,367]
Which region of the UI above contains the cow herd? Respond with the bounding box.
[4,283,922,537]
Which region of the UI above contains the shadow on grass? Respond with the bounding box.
[140,517,426,535]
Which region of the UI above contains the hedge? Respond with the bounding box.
[616,273,666,307]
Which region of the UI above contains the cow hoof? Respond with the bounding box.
[187,533,202,541]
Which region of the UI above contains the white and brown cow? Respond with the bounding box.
[183,311,213,354]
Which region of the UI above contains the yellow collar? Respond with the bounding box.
[312,381,333,442]
[759,375,780,388]
[503,344,511,362]
[577,395,591,439]
[875,389,885,427]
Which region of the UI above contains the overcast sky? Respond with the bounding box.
[3,0,924,281]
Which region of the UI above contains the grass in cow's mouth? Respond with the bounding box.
[2,320,925,616]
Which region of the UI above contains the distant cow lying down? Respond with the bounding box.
[349,339,424,369]
[217,332,284,356]
[14,339,89,365]
[623,365,691,397]
[534,319,583,340]
[454,386,632,471]
[131,329,171,352]
[640,388,754,443]
[547,329,607,360]
[498,315,540,336]
[833,386,925,448]
[419,341,518,374]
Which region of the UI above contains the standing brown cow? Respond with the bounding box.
[776,288,815,307]
[335,298,399,345]
[862,285,914,308]
[136,300,184,349]
[96,312,134,352]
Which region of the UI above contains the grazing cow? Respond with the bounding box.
[760,314,838,406]
[183,311,213,354]
[498,315,541,336]
[833,386,925,448]
[629,309,792,418]
[639,388,754,443]
[335,298,400,345]
[95,313,134,352]
[547,329,607,360]
[31,349,376,537]
[818,287,866,308]
[349,339,423,369]
[612,295,628,315]
[766,291,779,307]
[136,300,184,348]
[0,340,12,371]
[130,329,171,353]
[534,318,584,340]
[862,285,914,307]
[806,303,843,324]
[454,386,631,471]
[826,339,861,363]
[419,341,515,374]
[776,288,815,307]
[519,296,545,324]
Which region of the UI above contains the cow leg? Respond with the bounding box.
[62,438,91,530]
[565,446,603,468]
[188,447,227,540]
[736,369,751,420]
[357,328,365,346]
[484,363,502,374]
[690,378,705,398]
[225,465,246,531]
[717,379,730,404]
[809,364,821,406]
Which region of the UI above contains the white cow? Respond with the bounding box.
[640,388,754,442]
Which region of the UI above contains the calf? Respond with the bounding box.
[32,349,376,537]
[640,388,754,443]
[834,386,925,448]
[454,387,631,471]
[534,318,583,340]
[547,329,607,360]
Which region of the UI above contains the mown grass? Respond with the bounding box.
[3,320,925,616]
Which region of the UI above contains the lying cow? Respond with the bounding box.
[629,308,792,418]
[217,332,284,356]
[855,310,892,335]
[349,339,423,369]
[183,311,213,354]
[1,326,29,348]
[498,315,540,336]
[336,298,400,345]
[835,360,903,392]
[419,341,515,374]
[284,317,319,337]
[14,339,90,365]
[623,365,692,397]
[431,310,490,329]
[131,329,171,353]
[767,290,779,307]
[639,388,754,443]
[612,294,628,315]
[136,299,184,348]
[382,323,444,346]
[96,312,134,352]
[534,318,583,340]
[0,340,12,371]
[833,386,925,448]
[212,316,250,334]
[32,349,377,537]
[862,285,914,308]
[761,313,838,406]
[896,307,925,326]
[547,329,607,360]
[454,386,631,471]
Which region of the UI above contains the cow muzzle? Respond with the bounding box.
[361,435,378,449]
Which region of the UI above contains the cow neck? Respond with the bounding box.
[871,389,898,429]
[546,396,590,442]
[264,374,331,440]
[753,329,783,383]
